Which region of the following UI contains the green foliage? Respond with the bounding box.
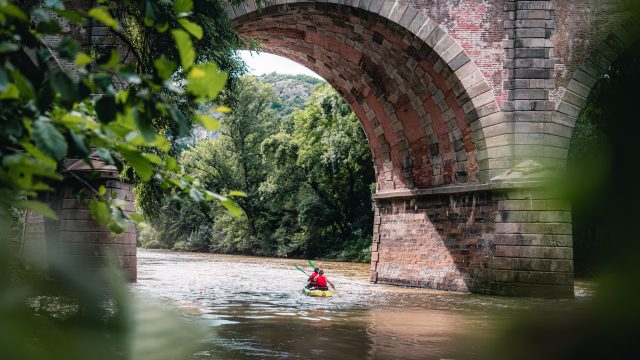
[141,79,375,261]
[0,0,244,358]
[257,72,323,116]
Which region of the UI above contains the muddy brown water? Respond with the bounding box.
[130,249,594,360]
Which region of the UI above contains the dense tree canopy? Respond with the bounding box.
[140,78,375,261]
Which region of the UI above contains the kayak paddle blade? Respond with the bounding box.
[307,259,318,271]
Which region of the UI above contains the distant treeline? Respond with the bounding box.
[137,76,375,262]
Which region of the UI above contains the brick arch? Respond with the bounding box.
[553,17,640,163]
[227,0,499,191]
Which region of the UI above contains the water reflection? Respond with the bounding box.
[131,249,589,360]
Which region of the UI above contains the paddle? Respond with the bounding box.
[295,265,309,276]
[307,259,318,271]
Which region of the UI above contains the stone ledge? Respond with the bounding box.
[372,180,548,200]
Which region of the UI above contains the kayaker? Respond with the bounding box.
[312,269,336,291]
[305,268,320,289]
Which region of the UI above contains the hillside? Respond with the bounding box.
[256,72,325,116]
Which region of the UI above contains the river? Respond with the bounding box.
[130,249,594,360]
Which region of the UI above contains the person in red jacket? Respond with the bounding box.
[305,268,319,289]
[312,269,336,291]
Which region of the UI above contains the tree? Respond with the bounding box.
[261,83,375,260]
[181,76,278,253]
[0,1,244,358]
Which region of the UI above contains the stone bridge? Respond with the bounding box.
[25,0,636,297]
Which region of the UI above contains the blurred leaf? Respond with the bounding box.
[11,70,35,99]
[58,37,80,60]
[97,48,121,69]
[32,120,68,160]
[215,105,232,113]
[109,206,129,233]
[178,19,203,40]
[118,147,154,181]
[130,108,156,143]
[221,198,244,218]
[96,147,115,165]
[0,83,19,99]
[36,19,61,34]
[69,130,89,156]
[117,70,141,84]
[144,0,158,23]
[186,62,227,100]
[165,156,178,172]
[44,0,65,10]
[89,199,111,226]
[173,0,193,15]
[99,185,107,196]
[130,212,145,223]
[75,52,92,66]
[168,105,189,136]
[50,72,79,104]
[19,141,57,169]
[154,57,176,80]
[16,200,59,220]
[0,42,19,53]
[1,4,28,21]
[95,95,117,123]
[189,188,204,202]
[172,29,195,70]
[54,9,84,24]
[227,191,247,197]
[88,7,119,29]
[142,153,163,165]
[194,114,219,131]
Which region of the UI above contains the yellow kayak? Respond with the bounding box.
[302,287,334,297]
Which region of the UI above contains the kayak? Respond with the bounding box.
[302,287,334,297]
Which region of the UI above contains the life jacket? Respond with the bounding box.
[316,275,327,287]
[308,272,319,285]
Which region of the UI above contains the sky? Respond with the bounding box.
[238,50,324,80]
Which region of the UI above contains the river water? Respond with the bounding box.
[130,249,594,360]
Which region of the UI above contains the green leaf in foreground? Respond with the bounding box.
[88,7,119,29]
[17,200,59,220]
[172,29,195,70]
[194,114,220,131]
[178,19,203,40]
[227,191,247,197]
[89,199,110,226]
[173,0,194,15]
[32,120,68,160]
[118,147,154,181]
[154,57,177,80]
[75,52,92,66]
[221,198,243,218]
[187,63,227,100]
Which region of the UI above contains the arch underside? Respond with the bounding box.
[555,17,640,144]
[232,2,498,192]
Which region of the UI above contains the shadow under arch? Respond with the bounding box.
[559,15,640,277]
[553,17,640,157]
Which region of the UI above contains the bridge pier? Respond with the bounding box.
[22,159,137,282]
[371,179,573,298]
